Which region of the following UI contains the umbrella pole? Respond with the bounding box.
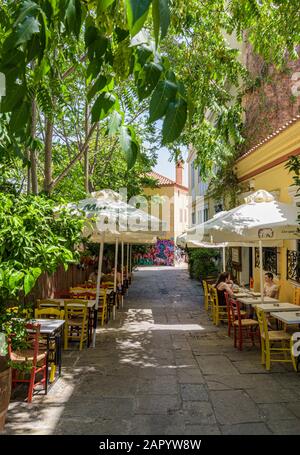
[92,235,104,348]
[259,240,264,303]
[121,240,124,308]
[113,237,118,320]
[126,243,129,293]
[129,244,132,277]
[222,246,226,272]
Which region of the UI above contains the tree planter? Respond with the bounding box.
[0,359,11,432]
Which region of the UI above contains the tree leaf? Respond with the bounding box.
[91,92,116,123]
[0,84,26,113]
[97,0,115,11]
[152,0,160,48]
[14,1,40,27]
[15,16,40,46]
[24,267,41,295]
[8,271,24,292]
[87,75,108,102]
[162,98,187,144]
[159,0,170,39]
[138,62,163,100]
[119,126,139,169]
[65,0,82,38]
[9,101,30,132]
[108,110,122,136]
[149,80,177,122]
[126,0,151,37]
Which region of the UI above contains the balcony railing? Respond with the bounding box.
[255,247,278,275]
[287,250,300,283]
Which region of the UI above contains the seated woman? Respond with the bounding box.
[88,266,98,284]
[264,272,279,299]
[214,272,234,306]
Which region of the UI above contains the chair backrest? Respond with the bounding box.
[202,280,208,296]
[224,292,231,319]
[255,306,269,342]
[293,288,300,306]
[64,300,88,324]
[35,307,65,320]
[37,299,61,309]
[8,322,42,364]
[101,281,114,290]
[210,286,218,306]
[229,298,242,326]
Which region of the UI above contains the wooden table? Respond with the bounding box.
[270,311,300,324]
[237,296,279,306]
[30,318,64,393]
[255,302,300,313]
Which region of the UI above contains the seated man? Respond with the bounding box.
[264,272,279,299]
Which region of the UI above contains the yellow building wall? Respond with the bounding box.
[143,186,175,239]
[235,121,300,303]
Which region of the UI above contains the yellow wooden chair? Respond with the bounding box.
[64,300,89,350]
[256,307,297,371]
[202,280,212,312]
[98,289,108,326]
[293,288,300,306]
[210,286,228,326]
[37,299,62,309]
[34,307,65,320]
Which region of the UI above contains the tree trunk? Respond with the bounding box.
[26,148,31,194]
[30,99,38,195]
[44,118,54,194]
[84,104,90,193]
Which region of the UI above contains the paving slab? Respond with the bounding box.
[4,266,300,435]
[210,390,262,425]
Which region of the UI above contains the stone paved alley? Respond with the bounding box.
[2,266,300,435]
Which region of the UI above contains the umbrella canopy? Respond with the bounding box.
[68,189,166,242]
[205,190,299,243]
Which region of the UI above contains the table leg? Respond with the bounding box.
[45,335,49,395]
[56,329,62,377]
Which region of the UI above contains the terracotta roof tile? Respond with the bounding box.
[147,171,175,186]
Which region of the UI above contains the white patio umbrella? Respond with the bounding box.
[202,190,299,300]
[68,190,165,345]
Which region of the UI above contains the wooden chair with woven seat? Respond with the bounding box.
[98,289,108,326]
[202,280,212,313]
[225,292,247,337]
[37,299,62,309]
[64,300,89,350]
[293,287,300,306]
[8,322,47,403]
[256,306,297,371]
[210,286,228,326]
[230,299,259,350]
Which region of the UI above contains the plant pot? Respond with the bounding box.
[0,361,11,432]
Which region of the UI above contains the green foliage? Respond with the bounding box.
[208,157,241,210]
[0,192,85,301]
[188,248,220,281]
[286,156,300,224]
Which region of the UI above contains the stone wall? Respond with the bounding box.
[241,44,300,153]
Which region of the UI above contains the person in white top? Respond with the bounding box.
[264,272,279,299]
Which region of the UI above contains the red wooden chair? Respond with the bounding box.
[225,292,246,337]
[229,299,259,351]
[8,323,47,403]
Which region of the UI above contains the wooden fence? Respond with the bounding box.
[27,264,95,304]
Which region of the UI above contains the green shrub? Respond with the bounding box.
[188,248,220,281]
